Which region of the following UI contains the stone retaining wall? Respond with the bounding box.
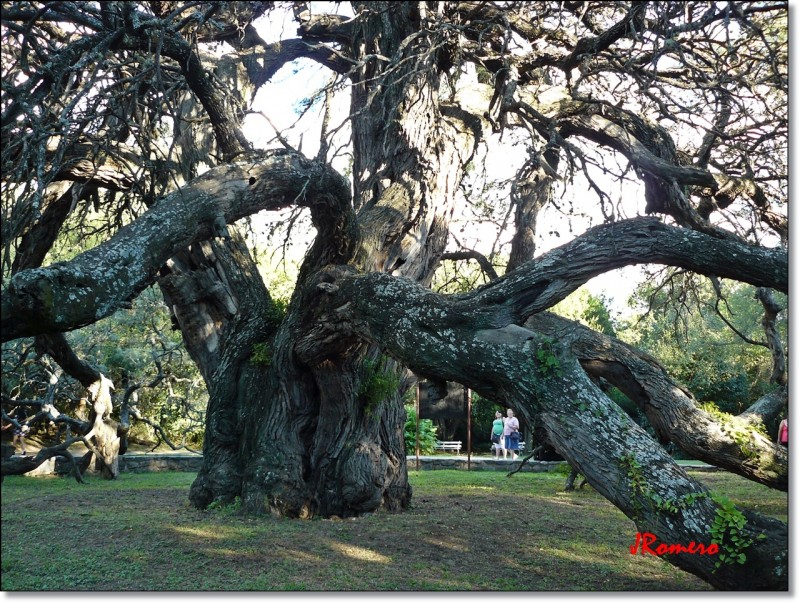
[117,453,204,473]
[17,453,715,476]
[408,456,566,472]
[26,453,562,475]
[38,453,204,476]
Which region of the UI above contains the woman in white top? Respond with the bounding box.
[502,408,521,460]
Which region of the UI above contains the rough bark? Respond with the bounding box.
[740,387,787,429]
[10,182,78,274]
[4,214,785,345]
[506,146,560,272]
[755,288,787,387]
[233,2,478,518]
[456,218,786,328]
[157,229,276,508]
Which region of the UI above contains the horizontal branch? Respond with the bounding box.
[1,436,89,482]
[560,112,715,187]
[297,217,786,367]
[440,250,499,280]
[34,333,101,387]
[242,39,355,89]
[459,217,787,328]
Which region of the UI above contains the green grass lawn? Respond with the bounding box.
[0,469,787,591]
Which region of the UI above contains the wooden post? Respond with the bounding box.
[466,387,472,471]
[415,381,420,471]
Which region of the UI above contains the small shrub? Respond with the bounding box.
[404,404,438,454]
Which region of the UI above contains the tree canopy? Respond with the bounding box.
[1,1,788,590]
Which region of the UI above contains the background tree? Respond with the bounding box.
[1,1,788,589]
[623,273,786,418]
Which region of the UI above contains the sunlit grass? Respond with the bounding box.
[328,542,392,564]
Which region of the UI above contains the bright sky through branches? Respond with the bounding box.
[242,3,734,320]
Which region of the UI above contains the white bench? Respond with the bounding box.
[434,440,462,454]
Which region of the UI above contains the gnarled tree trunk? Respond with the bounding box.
[230,3,478,517]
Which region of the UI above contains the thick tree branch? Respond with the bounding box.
[459,217,786,329]
[110,23,250,160]
[755,287,787,386]
[0,436,88,482]
[10,182,78,274]
[297,216,787,366]
[41,141,141,192]
[526,312,787,491]
[240,39,354,89]
[740,387,787,428]
[34,333,102,387]
[1,149,351,342]
[559,3,647,72]
[294,3,356,44]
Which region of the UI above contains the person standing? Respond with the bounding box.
[491,411,505,459]
[503,408,521,460]
[777,418,788,448]
[10,406,29,456]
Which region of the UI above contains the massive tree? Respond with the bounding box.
[1,1,788,590]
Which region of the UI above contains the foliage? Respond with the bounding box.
[615,447,769,571]
[698,402,769,460]
[248,298,286,367]
[620,278,785,414]
[618,452,706,517]
[618,452,648,517]
[552,287,617,336]
[254,251,299,315]
[404,404,438,454]
[250,342,273,367]
[533,338,563,378]
[357,356,401,413]
[0,0,788,586]
[709,493,764,571]
[74,288,206,446]
[1,284,207,447]
[206,496,242,516]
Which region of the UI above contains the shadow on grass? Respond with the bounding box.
[1,469,785,591]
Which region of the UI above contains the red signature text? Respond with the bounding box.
[630,532,719,556]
